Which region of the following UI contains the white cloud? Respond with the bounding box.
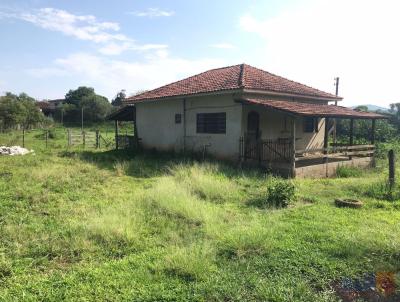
[20,8,125,43]
[27,52,226,99]
[3,7,168,56]
[98,42,168,56]
[239,0,400,107]
[210,43,235,49]
[129,8,175,18]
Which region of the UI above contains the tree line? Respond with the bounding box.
[0,87,128,131]
[336,105,399,143]
[0,92,49,131]
[1,87,400,144]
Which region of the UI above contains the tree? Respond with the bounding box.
[388,103,400,132]
[65,87,96,107]
[63,87,112,122]
[0,92,46,130]
[354,105,368,112]
[111,90,126,107]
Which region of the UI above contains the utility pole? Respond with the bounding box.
[334,77,340,104]
[333,77,340,146]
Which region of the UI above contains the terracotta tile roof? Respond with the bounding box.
[240,98,386,119]
[125,64,341,104]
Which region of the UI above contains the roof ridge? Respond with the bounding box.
[244,64,340,99]
[238,63,245,88]
[126,63,243,100]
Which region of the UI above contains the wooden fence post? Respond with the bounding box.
[96,130,100,149]
[389,149,395,189]
[67,129,71,147]
[45,130,48,148]
[22,128,25,148]
[82,131,86,149]
[115,120,119,150]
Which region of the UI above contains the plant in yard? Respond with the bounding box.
[266,177,296,208]
[336,165,363,178]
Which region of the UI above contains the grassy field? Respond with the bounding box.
[0,127,399,301]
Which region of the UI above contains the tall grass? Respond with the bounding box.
[1,131,400,301]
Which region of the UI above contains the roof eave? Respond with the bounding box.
[236,98,386,120]
[124,88,244,104]
[242,88,342,102]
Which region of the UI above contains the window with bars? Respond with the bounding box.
[196,112,226,134]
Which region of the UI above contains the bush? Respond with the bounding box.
[365,181,400,201]
[266,178,296,208]
[336,166,363,178]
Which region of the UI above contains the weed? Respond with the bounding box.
[336,165,363,178]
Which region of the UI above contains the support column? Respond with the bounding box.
[115,120,119,150]
[349,118,354,160]
[323,117,329,163]
[291,117,296,178]
[371,119,376,145]
[371,119,376,167]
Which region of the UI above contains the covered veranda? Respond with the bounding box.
[107,105,139,150]
[238,98,386,178]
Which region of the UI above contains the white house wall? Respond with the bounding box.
[135,93,326,159]
[135,95,243,159]
[136,99,184,152]
[185,95,242,159]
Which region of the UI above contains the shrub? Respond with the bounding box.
[365,181,400,201]
[48,129,57,139]
[336,166,363,178]
[266,178,296,208]
[0,259,12,280]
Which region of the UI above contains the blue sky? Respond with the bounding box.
[0,0,399,106]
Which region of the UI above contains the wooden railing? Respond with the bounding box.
[240,135,375,166]
[295,144,375,161]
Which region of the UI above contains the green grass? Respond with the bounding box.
[0,127,399,301]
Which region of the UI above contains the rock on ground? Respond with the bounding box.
[0,146,33,156]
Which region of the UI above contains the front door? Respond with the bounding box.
[246,111,260,159]
[247,111,260,139]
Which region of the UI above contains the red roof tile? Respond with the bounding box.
[240,98,386,119]
[125,64,340,104]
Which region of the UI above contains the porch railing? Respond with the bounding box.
[240,136,375,165]
[239,136,293,163]
[295,144,375,161]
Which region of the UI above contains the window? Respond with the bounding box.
[196,112,226,134]
[304,117,319,133]
[175,113,182,124]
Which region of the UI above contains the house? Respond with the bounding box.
[37,99,64,117]
[109,64,385,177]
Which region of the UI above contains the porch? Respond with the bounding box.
[238,98,385,178]
[106,105,140,150]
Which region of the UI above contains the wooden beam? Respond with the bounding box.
[291,117,296,178]
[371,119,376,145]
[323,118,329,163]
[349,118,354,159]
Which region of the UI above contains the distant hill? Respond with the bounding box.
[352,104,390,113]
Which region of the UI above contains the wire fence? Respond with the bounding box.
[0,127,117,152]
